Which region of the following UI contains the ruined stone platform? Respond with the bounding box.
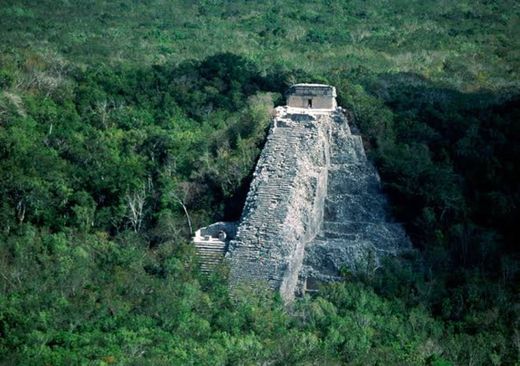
[192,222,237,273]
[300,111,410,289]
[226,107,330,301]
[192,84,411,301]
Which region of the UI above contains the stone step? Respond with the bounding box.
[255,189,291,196]
[197,256,226,262]
[195,248,226,254]
[194,247,226,254]
[323,195,388,222]
[307,237,369,249]
[197,250,225,255]
[323,220,376,233]
[199,258,224,264]
[319,231,360,240]
[199,259,223,264]
[199,260,223,266]
[196,244,225,249]
[194,242,226,249]
[196,252,226,257]
[319,221,409,250]
[200,260,222,265]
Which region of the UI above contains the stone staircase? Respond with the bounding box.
[192,222,237,274]
[193,240,227,273]
[235,115,318,246]
[222,105,411,299]
[227,109,330,300]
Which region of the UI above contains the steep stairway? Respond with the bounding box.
[193,240,227,273]
[227,109,330,300]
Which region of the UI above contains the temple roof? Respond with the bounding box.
[287,83,337,97]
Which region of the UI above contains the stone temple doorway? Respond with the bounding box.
[307,98,313,108]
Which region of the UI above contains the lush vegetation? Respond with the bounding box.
[1,0,519,364]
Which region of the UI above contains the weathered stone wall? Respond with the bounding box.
[299,111,411,291]
[195,84,411,301]
[225,103,411,300]
[193,222,238,273]
[226,107,331,302]
[286,84,337,110]
[194,222,237,240]
[286,95,337,109]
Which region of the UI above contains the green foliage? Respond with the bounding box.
[5,228,508,365]
[1,0,519,364]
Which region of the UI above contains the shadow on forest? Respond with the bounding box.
[216,68,520,272]
[4,50,518,272]
[345,72,520,269]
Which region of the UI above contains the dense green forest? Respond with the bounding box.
[1,0,519,364]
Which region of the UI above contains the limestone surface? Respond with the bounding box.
[299,111,411,291]
[193,85,411,301]
[286,84,337,109]
[192,222,237,273]
[226,107,330,302]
